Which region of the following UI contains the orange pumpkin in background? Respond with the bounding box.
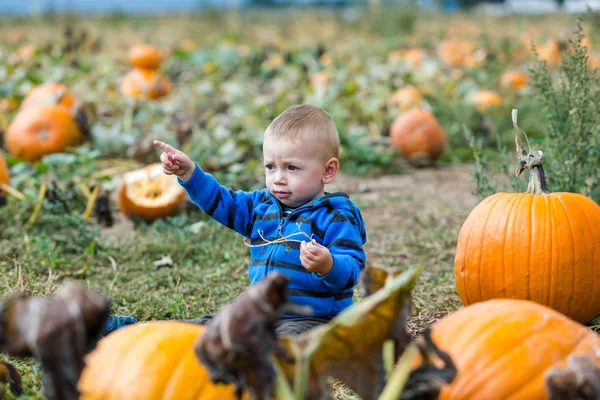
[310,70,331,88]
[391,86,422,110]
[79,322,249,400]
[120,68,172,100]
[117,163,186,222]
[389,109,446,167]
[0,153,10,188]
[5,105,85,162]
[471,90,502,112]
[128,44,167,70]
[20,82,76,110]
[500,71,528,93]
[420,299,600,400]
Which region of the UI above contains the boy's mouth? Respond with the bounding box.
[273,191,291,199]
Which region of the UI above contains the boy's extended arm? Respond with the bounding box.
[179,163,264,237]
[313,211,366,291]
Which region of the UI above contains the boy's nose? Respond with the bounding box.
[274,171,286,184]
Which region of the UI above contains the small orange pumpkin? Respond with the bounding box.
[500,71,528,93]
[389,109,446,167]
[471,90,502,112]
[5,105,85,162]
[391,86,422,110]
[120,68,172,100]
[20,82,76,110]
[537,39,563,67]
[0,152,10,188]
[79,322,249,400]
[418,299,600,400]
[117,163,186,222]
[310,70,331,89]
[128,44,166,70]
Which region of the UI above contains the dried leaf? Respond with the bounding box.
[153,255,174,269]
[546,354,600,400]
[0,283,110,400]
[277,265,421,400]
[0,360,23,398]
[195,272,294,400]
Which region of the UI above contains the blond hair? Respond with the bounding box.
[265,104,340,160]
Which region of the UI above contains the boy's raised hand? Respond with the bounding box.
[153,140,195,182]
[300,239,333,276]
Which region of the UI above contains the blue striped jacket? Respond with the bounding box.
[179,164,368,318]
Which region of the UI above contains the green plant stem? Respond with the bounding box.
[272,355,295,400]
[378,343,418,400]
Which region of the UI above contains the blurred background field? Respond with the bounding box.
[1,0,600,397]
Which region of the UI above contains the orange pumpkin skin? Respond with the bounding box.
[21,82,76,110]
[391,86,422,110]
[424,299,600,400]
[79,322,249,400]
[389,109,446,166]
[455,191,600,323]
[310,70,330,88]
[500,71,527,93]
[5,105,84,162]
[117,163,186,222]
[471,90,502,112]
[120,68,172,100]
[128,44,166,70]
[0,153,10,188]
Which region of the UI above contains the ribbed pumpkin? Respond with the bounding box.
[455,133,600,323]
[20,82,76,110]
[0,152,10,188]
[389,109,446,167]
[421,299,600,400]
[500,71,528,93]
[5,105,85,162]
[128,44,166,70]
[117,163,186,222]
[391,86,422,110]
[471,90,502,112]
[120,68,172,100]
[79,322,249,400]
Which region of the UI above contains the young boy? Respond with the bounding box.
[150,104,366,336]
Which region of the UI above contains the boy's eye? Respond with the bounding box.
[265,165,275,170]
[287,165,298,171]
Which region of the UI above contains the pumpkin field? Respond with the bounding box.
[1,4,600,399]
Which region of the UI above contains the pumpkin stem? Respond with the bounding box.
[512,109,549,194]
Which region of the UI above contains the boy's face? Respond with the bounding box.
[263,134,331,208]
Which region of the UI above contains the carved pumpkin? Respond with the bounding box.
[117,163,186,222]
[128,44,166,70]
[455,143,600,323]
[0,152,10,188]
[500,71,527,93]
[120,68,172,100]
[471,90,502,112]
[5,105,85,162]
[389,109,446,167]
[421,299,600,400]
[79,322,249,400]
[391,86,422,110]
[20,82,76,110]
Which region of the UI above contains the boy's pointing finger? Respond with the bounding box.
[153,140,176,154]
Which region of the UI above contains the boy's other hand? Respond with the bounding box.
[153,140,195,182]
[300,239,333,276]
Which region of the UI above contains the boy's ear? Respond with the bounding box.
[322,157,340,184]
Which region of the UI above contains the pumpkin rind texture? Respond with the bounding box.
[454,191,600,323]
[389,109,446,166]
[426,299,600,400]
[21,82,76,110]
[5,105,85,162]
[117,163,186,222]
[79,321,248,400]
[128,44,166,70]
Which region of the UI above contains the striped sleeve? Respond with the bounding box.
[314,210,366,290]
[178,163,263,237]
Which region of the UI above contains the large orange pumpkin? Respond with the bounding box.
[455,151,600,323]
[128,44,166,70]
[389,109,446,167]
[0,152,10,188]
[20,82,76,110]
[5,105,85,162]
[120,68,172,100]
[422,299,600,400]
[117,163,186,222]
[79,322,249,400]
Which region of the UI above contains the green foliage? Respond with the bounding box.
[528,19,600,202]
